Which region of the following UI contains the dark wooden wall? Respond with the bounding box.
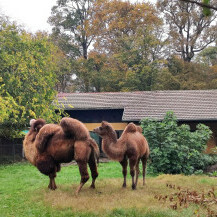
[65,109,124,123]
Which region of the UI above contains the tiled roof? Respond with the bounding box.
[57,92,139,109]
[57,90,217,121]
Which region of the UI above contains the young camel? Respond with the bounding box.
[94,121,149,190]
[23,117,99,194]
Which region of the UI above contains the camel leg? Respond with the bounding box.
[48,171,57,190]
[56,163,61,172]
[48,164,59,190]
[48,164,60,190]
[120,155,128,188]
[141,155,148,186]
[135,159,140,187]
[88,151,98,189]
[129,157,137,190]
[76,161,90,195]
[36,155,58,190]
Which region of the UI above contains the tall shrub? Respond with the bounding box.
[140,112,215,174]
[0,20,64,138]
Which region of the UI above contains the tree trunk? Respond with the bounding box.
[82,42,88,60]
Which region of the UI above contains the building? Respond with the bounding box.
[57,90,217,153]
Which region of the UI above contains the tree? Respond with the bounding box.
[48,0,168,92]
[180,0,217,14]
[154,55,217,90]
[197,46,217,66]
[91,0,165,91]
[48,0,97,60]
[196,46,217,88]
[53,48,75,92]
[48,0,107,92]
[93,0,163,56]
[72,52,123,92]
[157,0,217,62]
[0,79,20,125]
[117,25,166,91]
[0,19,63,138]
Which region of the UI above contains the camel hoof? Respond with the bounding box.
[132,184,136,190]
[90,184,95,189]
[48,185,57,190]
[75,190,79,197]
[51,187,57,190]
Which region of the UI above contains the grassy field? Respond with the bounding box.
[0,161,217,217]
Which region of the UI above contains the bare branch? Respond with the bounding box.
[193,38,217,52]
[180,0,217,11]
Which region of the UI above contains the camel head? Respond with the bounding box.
[29,118,46,134]
[93,121,114,137]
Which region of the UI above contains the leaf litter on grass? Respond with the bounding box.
[31,174,217,217]
[2,162,217,217]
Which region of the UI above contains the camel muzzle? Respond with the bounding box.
[93,127,102,134]
[93,128,98,133]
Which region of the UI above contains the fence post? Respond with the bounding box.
[12,143,15,162]
[22,146,25,159]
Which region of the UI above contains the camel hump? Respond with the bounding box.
[35,124,60,153]
[124,123,137,133]
[29,118,46,134]
[60,117,89,140]
[123,123,143,134]
[136,126,143,134]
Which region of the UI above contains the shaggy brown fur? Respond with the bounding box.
[122,122,143,134]
[23,117,99,194]
[94,121,149,190]
[136,125,143,134]
[23,119,46,165]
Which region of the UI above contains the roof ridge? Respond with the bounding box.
[58,89,217,96]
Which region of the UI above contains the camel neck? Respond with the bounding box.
[102,134,124,162]
[104,131,118,143]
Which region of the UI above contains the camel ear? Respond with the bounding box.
[101,121,107,127]
[30,119,36,127]
[105,125,110,130]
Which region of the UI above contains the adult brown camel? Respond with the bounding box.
[23,117,99,194]
[93,121,149,190]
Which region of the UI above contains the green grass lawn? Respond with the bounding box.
[0,161,217,217]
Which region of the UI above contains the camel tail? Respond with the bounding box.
[89,138,100,163]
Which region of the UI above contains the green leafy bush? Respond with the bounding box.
[140,111,216,175]
[0,18,65,138]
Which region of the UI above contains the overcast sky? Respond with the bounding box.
[0,0,156,33]
[0,0,57,33]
